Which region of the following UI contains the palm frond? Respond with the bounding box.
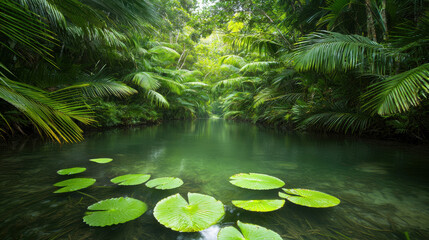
[219,55,247,68]
[0,77,94,143]
[299,111,373,134]
[147,89,169,108]
[223,110,244,119]
[0,0,57,65]
[293,31,394,74]
[126,72,160,90]
[212,77,261,91]
[363,63,429,115]
[223,33,282,55]
[240,61,280,74]
[149,46,181,59]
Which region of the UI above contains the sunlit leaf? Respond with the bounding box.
[153,193,225,232]
[53,178,96,193]
[90,158,112,164]
[111,174,151,186]
[279,188,340,208]
[232,200,285,212]
[57,167,86,175]
[218,221,282,240]
[229,173,285,190]
[83,197,147,227]
[145,177,183,190]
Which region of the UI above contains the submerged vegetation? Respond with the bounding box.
[0,0,428,142]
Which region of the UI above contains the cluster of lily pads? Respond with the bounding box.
[54,159,340,239]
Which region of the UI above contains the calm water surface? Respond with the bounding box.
[1,119,428,240]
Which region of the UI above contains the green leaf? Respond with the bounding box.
[53,178,96,193]
[90,158,112,164]
[57,167,86,175]
[218,221,282,240]
[232,200,285,212]
[153,193,225,232]
[83,197,147,227]
[279,188,340,208]
[145,177,183,190]
[111,174,151,186]
[229,173,285,190]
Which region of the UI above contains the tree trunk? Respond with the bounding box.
[381,0,388,40]
[365,0,377,41]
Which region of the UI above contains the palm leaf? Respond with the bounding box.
[0,0,57,65]
[293,31,393,74]
[147,90,169,108]
[363,63,429,115]
[240,61,280,74]
[0,77,94,143]
[212,77,261,91]
[219,55,247,68]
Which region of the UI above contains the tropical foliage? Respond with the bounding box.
[1,0,428,142]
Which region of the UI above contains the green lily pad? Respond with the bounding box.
[279,188,340,208]
[218,221,282,240]
[90,158,112,164]
[153,193,225,232]
[232,199,285,212]
[83,197,147,227]
[229,173,285,190]
[57,167,86,175]
[53,178,96,193]
[145,177,183,190]
[111,174,151,186]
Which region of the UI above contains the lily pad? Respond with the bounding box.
[218,221,282,240]
[153,193,224,232]
[57,167,86,175]
[53,178,96,193]
[83,197,147,227]
[111,174,151,186]
[232,199,285,212]
[90,158,112,164]
[145,177,183,190]
[229,173,285,190]
[279,188,340,208]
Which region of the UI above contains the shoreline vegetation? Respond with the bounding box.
[1,0,428,144]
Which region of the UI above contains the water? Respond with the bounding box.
[1,119,428,240]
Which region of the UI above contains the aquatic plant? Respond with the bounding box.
[218,221,282,240]
[53,178,96,193]
[57,167,86,175]
[279,188,340,208]
[83,197,147,227]
[111,174,151,186]
[89,158,113,164]
[232,199,285,212]
[153,193,224,232]
[229,173,285,190]
[145,177,183,190]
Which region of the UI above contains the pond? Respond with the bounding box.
[1,119,428,240]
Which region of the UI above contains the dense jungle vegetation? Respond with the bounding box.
[1,0,428,143]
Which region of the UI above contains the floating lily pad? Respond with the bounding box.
[53,178,96,193]
[145,177,183,190]
[153,193,224,232]
[111,174,151,186]
[89,158,112,164]
[232,199,285,212]
[57,167,86,175]
[218,221,282,240]
[279,188,340,208]
[83,197,147,227]
[229,173,285,190]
